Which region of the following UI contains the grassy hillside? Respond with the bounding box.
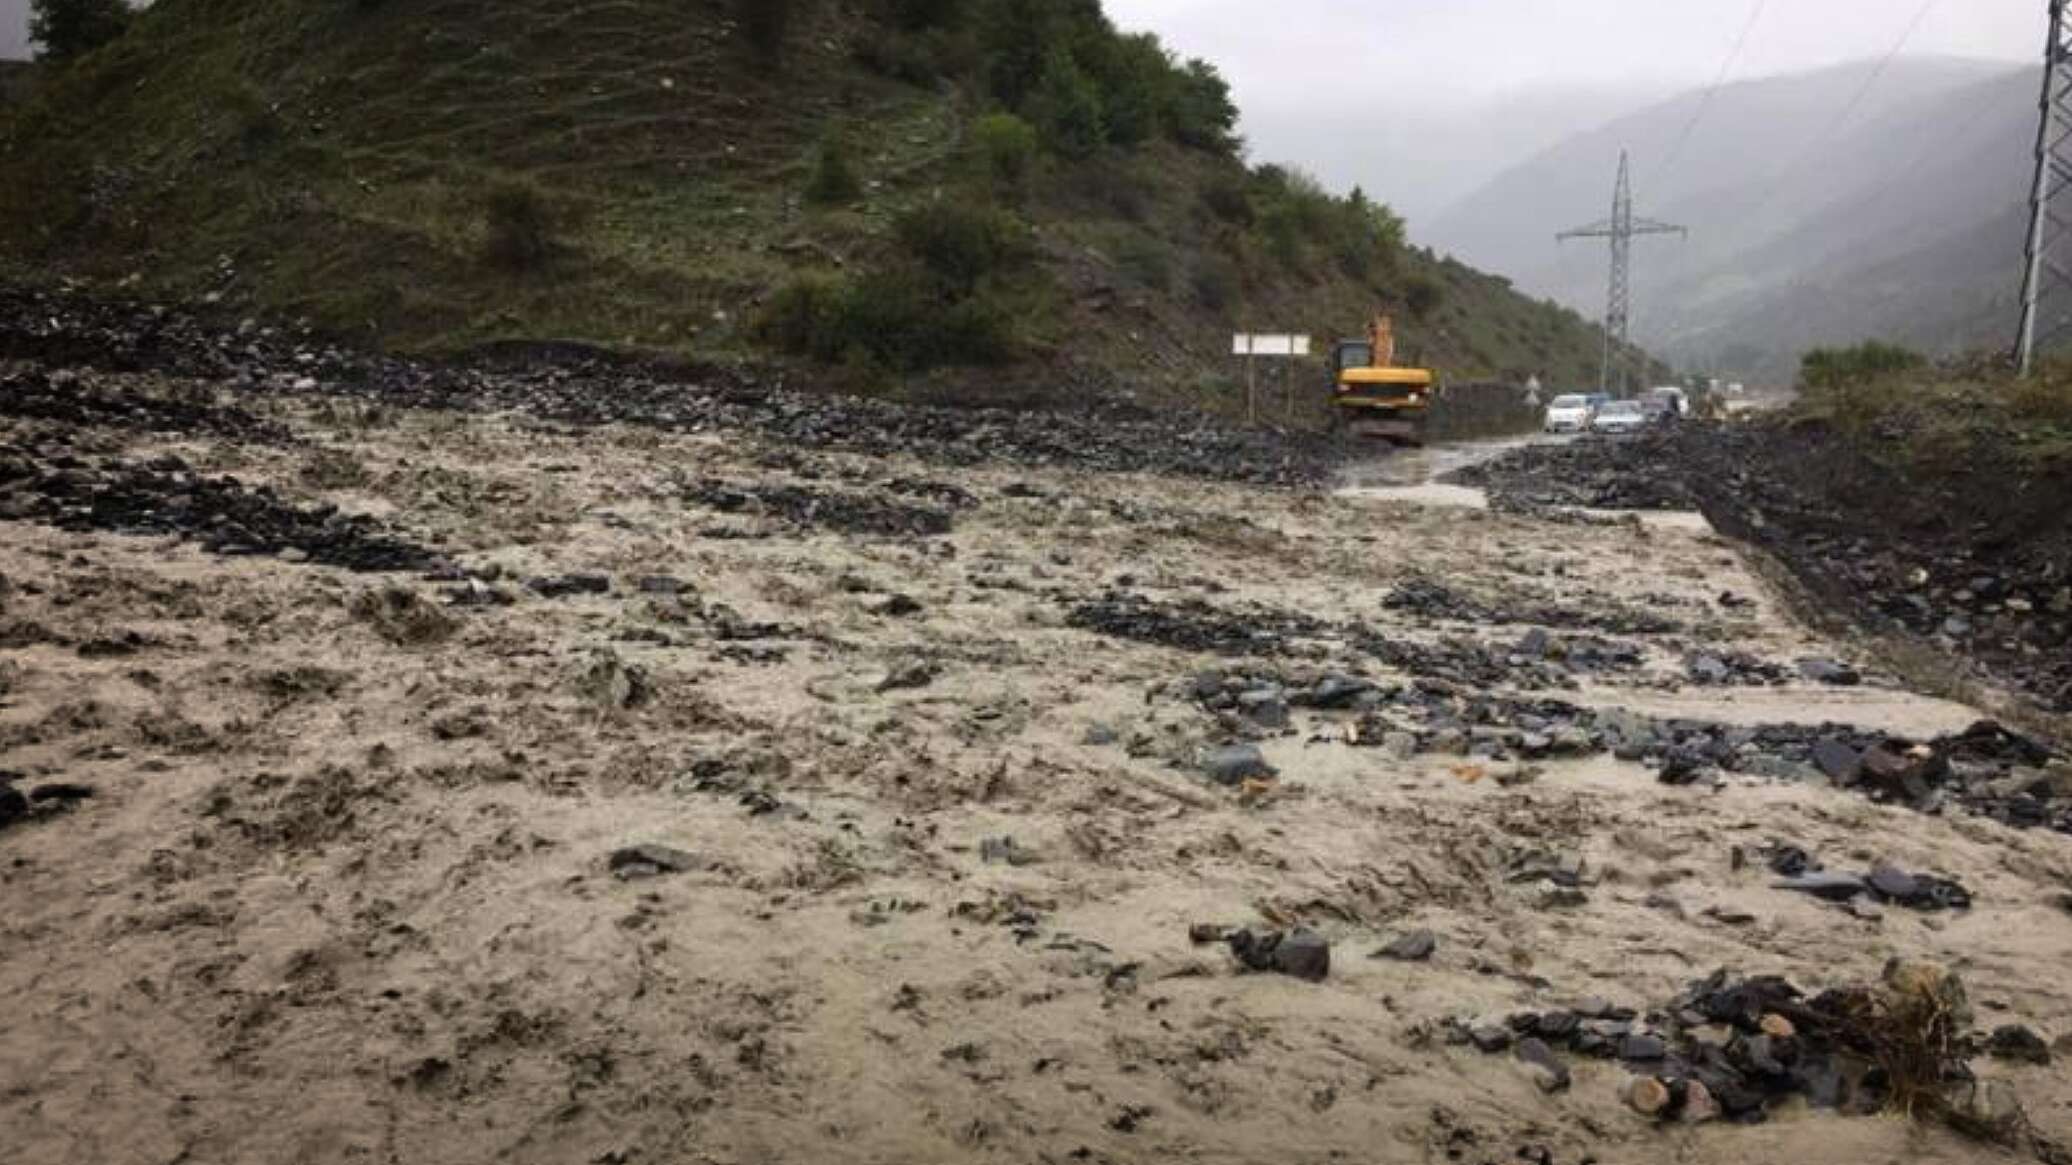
[0,0,1610,417]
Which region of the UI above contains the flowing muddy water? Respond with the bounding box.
[2,374,2069,1165]
[1337,433,1715,532]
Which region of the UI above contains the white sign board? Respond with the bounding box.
[1232,334,1311,357]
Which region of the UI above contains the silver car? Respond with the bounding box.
[1591,400,1648,434]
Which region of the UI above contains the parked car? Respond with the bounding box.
[1591,400,1649,434]
[1543,393,1594,433]
[1637,395,1678,426]
[1642,386,1689,421]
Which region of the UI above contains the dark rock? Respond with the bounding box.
[1535,1010,1580,1040]
[869,593,924,618]
[0,781,27,828]
[1226,927,1329,982]
[1865,865,1918,901]
[1236,690,1290,729]
[1514,1037,1571,1092]
[1797,658,1862,686]
[1374,929,1437,962]
[1773,872,1868,902]
[1812,738,1863,783]
[529,574,611,599]
[1618,1033,1667,1062]
[877,660,939,693]
[26,783,94,803]
[1469,1023,1514,1054]
[1657,749,1706,786]
[1987,1024,2052,1065]
[1203,744,1275,787]
[608,843,700,879]
[635,575,689,595]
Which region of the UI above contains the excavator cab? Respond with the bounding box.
[1329,315,1437,445]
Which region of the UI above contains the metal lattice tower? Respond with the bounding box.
[2017,0,2072,375]
[1558,150,1687,395]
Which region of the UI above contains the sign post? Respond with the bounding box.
[1232,334,1311,427]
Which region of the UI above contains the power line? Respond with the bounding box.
[1655,0,1769,178]
[1819,0,1942,141]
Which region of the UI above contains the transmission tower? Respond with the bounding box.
[2017,0,2072,375]
[1558,150,1687,396]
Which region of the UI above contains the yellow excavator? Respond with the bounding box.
[1328,315,1437,445]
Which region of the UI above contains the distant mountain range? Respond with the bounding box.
[1424,57,2040,382]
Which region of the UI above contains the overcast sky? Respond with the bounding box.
[1106,0,2044,219]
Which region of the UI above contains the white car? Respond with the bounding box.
[1544,393,1593,433]
[1591,400,1649,434]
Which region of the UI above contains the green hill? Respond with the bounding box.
[0,0,1611,417]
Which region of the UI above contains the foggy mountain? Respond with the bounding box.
[1426,57,2038,381]
[1,0,27,60]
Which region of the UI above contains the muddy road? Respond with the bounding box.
[3,333,2072,1165]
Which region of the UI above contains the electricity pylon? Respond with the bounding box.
[1558,150,1687,396]
[2016,0,2072,375]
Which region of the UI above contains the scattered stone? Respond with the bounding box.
[26,782,93,803]
[1469,1023,1514,1054]
[1374,929,1437,962]
[1226,927,1329,982]
[1515,1037,1570,1093]
[528,574,610,599]
[1202,744,1275,787]
[576,651,652,710]
[876,660,939,693]
[351,586,460,647]
[1627,1076,1671,1117]
[869,593,923,618]
[1797,657,1862,686]
[1773,872,1868,902]
[979,836,1037,867]
[608,843,699,879]
[1986,1024,2052,1066]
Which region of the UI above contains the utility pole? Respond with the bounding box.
[2017,0,2072,376]
[1558,150,1686,396]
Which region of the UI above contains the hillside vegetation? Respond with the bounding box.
[0,0,1609,415]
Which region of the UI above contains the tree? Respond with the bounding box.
[29,0,131,63]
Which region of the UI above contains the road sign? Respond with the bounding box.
[1232,334,1311,357]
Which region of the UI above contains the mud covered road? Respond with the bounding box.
[4,306,2072,1165]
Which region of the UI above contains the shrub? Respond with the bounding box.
[892,202,1031,291]
[1801,342,1924,392]
[972,112,1038,189]
[1200,177,1253,226]
[481,182,555,271]
[1027,47,1105,158]
[756,270,1015,371]
[805,133,862,206]
[28,0,131,62]
[1113,233,1172,290]
[1191,255,1239,312]
[1402,275,1444,319]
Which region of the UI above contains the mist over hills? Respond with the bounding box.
[1426,57,2039,382]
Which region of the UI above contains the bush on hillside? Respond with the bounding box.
[805,133,863,206]
[1027,47,1106,158]
[972,112,1038,190]
[757,270,1016,371]
[29,0,132,62]
[1191,255,1240,312]
[481,182,556,271]
[1402,274,1444,319]
[892,201,1032,291]
[1801,342,1925,392]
